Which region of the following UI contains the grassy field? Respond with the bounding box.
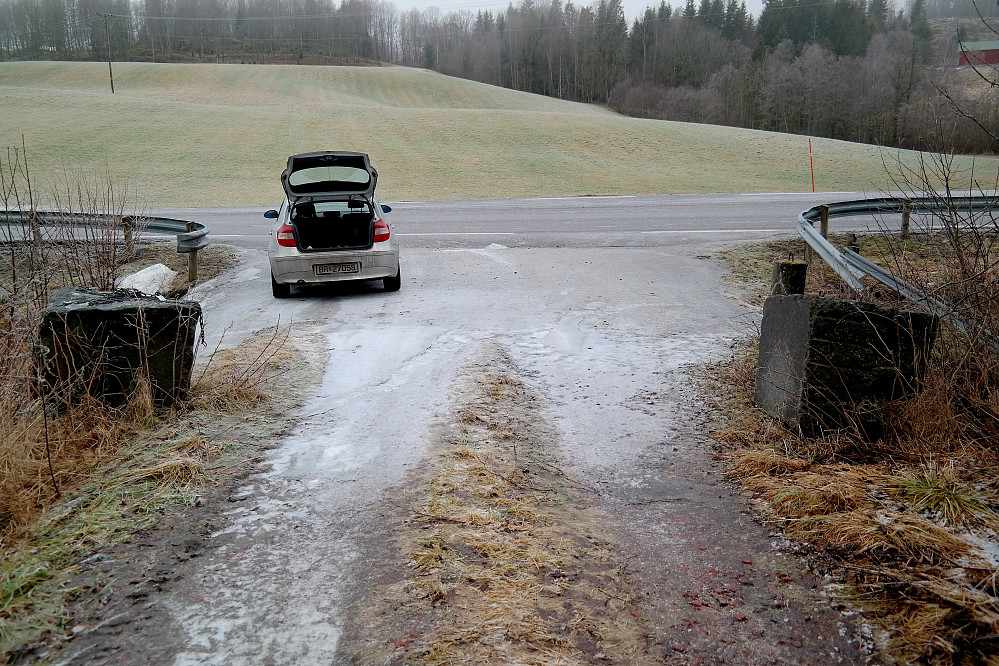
[1,61,997,207]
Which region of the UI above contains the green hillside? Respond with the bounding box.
[1,61,994,207]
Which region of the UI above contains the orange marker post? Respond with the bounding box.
[809,138,815,193]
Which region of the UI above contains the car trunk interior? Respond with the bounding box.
[292,203,373,252]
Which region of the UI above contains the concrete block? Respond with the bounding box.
[36,287,201,408]
[755,295,937,438]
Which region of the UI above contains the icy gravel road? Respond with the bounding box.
[171,241,751,662]
[62,195,874,664]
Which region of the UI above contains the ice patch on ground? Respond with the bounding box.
[229,267,262,283]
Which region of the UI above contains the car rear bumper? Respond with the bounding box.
[271,249,398,285]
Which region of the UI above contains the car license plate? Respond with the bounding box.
[315,262,360,275]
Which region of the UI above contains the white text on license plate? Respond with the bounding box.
[315,262,360,275]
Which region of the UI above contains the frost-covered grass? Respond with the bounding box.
[3,61,996,206]
[364,349,647,663]
[0,326,299,658]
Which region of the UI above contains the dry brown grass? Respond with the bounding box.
[189,324,292,413]
[0,325,299,656]
[165,433,224,460]
[0,242,235,522]
[1,149,149,537]
[0,380,153,537]
[710,380,999,661]
[710,228,999,663]
[372,347,653,665]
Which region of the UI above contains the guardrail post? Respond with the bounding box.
[122,215,134,255]
[846,232,859,254]
[820,205,830,239]
[186,221,198,283]
[770,259,807,295]
[901,199,911,239]
[30,211,42,256]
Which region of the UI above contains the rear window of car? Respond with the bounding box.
[288,166,370,192]
[293,200,372,219]
[314,201,371,216]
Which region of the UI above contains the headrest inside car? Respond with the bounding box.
[295,202,316,219]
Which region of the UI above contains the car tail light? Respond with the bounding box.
[373,218,390,243]
[276,222,296,247]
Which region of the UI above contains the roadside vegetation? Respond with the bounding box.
[713,55,999,661]
[0,149,291,660]
[710,171,999,663]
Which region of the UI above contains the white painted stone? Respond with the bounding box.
[117,263,177,295]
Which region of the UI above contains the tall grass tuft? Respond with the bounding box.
[190,323,291,413]
[900,464,998,528]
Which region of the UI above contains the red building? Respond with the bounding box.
[958,40,999,66]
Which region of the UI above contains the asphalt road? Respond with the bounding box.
[150,191,887,251]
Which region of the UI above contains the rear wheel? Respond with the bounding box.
[383,264,401,292]
[271,274,290,298]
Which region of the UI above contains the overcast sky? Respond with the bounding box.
[386,0,765,25]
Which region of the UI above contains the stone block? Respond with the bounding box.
[36,287,201,408]
[755,295,937,438]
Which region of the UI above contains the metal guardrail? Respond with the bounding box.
[0,211,210,252]
[0,210,210,280]
[800,196,995,223]
[144,216,210,254]
[798,220,866,289]
[797,194,997,332]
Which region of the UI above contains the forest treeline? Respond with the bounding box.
[1,0,996,152]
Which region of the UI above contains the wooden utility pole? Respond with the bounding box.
[101,13,115,93]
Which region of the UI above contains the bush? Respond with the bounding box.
[0,145,148,538]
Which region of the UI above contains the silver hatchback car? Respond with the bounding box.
[266,151,400,298]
